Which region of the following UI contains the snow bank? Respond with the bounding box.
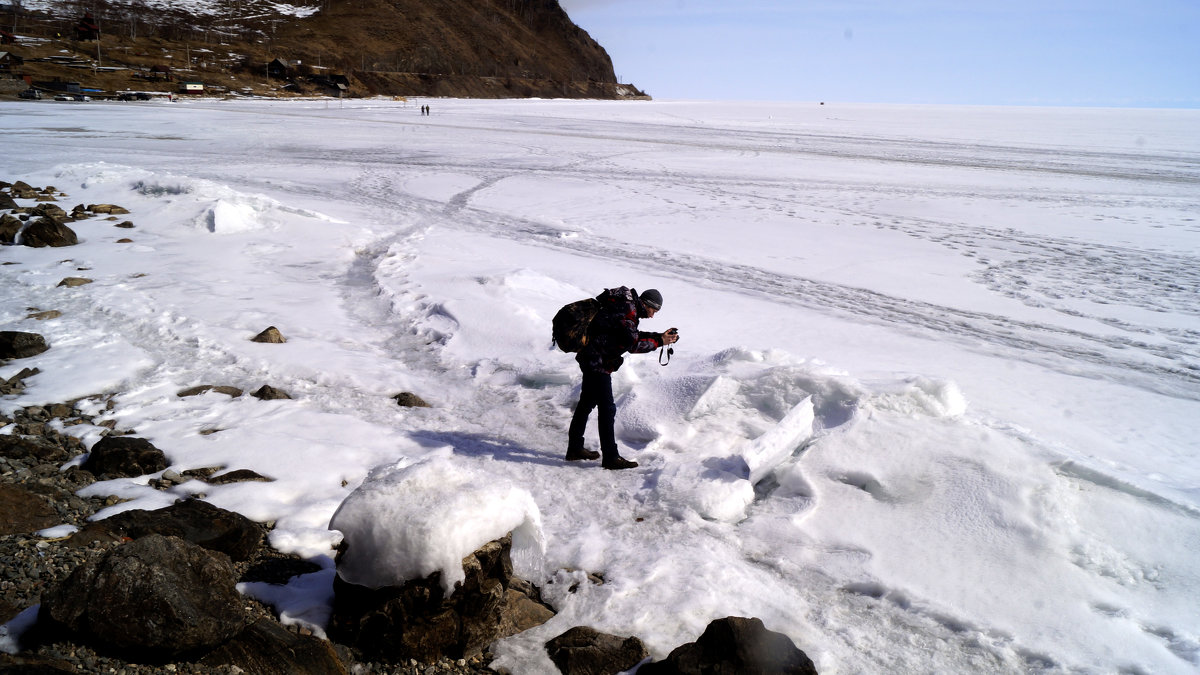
[328,450,546,594]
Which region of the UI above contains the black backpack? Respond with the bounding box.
[551,296,602,352]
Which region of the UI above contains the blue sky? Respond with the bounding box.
[558,0,1200,107]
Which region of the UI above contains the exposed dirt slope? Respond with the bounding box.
[1,0,647,99]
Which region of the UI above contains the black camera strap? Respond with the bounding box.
[659,346,673,366]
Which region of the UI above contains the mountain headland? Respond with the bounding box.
[0,0,648,100]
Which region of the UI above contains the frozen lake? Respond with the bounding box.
[2,98,1199,673]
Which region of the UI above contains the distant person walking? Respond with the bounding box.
[567,287,678,470]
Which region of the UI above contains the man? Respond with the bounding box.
[567,287,679,470]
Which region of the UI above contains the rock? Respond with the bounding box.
[241,556,323,585]
[38,534,248,660]
[251,326,287,343]
[116,238,133,243]
[56,277,92,287]
[0,192,18,210]
[19,217,78,247]
[638,617,817,675]
[0,331,50,359]
[545,626,649,675]
[500,586,556,638]
[0,484,61,535]
[200,618,348,675]
[30,203,69,220]
[177,384,244,398]
[0,214,21,243]
[252,384,292,400]
[25,309,62,321]
[67,498,263,562]
[393,392,431,408]
[207,469,274,485]
[115,220,135,228]
[0,433,67,462]
[0,653,80,674]
[87,204,130,215]
[329,534,554,663]
[82,435,169,478]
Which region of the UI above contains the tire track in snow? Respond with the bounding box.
[438,205,1200,402]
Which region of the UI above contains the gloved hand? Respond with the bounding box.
[662,328,680,345]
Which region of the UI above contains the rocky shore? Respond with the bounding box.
[2,178,817,675]
[0,396,500,675]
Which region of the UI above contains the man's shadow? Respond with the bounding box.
[410,430,563,468]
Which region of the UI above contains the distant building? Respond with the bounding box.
[267,58,299,79]
[0,51,23,70]
[75,12,99,41]
[34,80,81,94]
[149,64,172,80]
[310,73,350,95]
[0,29,16,45]
[179,81,204,94]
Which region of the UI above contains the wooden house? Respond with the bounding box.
[0,51,23,71]
[75,12,99,41]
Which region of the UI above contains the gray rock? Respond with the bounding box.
[207,468,274,485]
[0,484,61,535]
[0,653,80,673]
[252,384,292,400]
[0,213,21,243]
[82,435,168,478]
[177,384,244,398]
[251,326,287,343]
[20,217,78,247]
[638,617,817,675]
[393,392,431,408]
[545,626,649,675]
[39,534,249,660]
[67,498,263,561]
[329,534,554,664]
[0,331,49,360]
[200,618,348,674]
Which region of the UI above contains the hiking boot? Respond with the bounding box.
[602,455,639,470]
[565,447,600,461]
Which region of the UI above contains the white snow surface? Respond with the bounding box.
[1,97,1199,673]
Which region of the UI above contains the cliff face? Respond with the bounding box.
[3,0,646,99]
[273,0,639,97]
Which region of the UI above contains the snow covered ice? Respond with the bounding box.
[2,97,1199,673]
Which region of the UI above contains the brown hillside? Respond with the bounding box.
[0,0,648,100]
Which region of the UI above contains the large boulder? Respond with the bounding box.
[639,617,817,675]
[0,214,22,243]
[19,217,77,247]
[82,435,168,478]
[545,626,649,675]
[38,534,249,660]
[329,534,554,663]
[0,484,60,536]
[0,331,49,360]
[67,498,263,561]
[200,618,348,675]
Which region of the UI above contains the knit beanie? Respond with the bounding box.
[640,288,663,311]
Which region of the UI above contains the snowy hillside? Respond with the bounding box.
[1,98,1199,673]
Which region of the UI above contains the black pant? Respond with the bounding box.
[569,369,617,459]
